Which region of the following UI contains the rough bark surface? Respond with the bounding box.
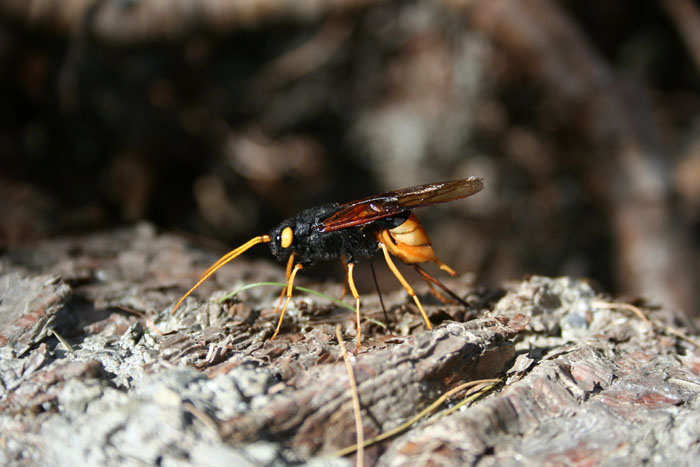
[1,225,699,466]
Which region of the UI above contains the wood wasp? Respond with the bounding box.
[172,176,484,349]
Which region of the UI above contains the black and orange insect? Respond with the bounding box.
[172,177,484,348]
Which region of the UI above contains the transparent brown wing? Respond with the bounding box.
[320,177,484,232]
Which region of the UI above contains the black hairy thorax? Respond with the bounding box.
[268,204,411,267]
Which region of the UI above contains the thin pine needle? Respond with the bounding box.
[594,300,700,347]
[337,325,364,467]
[50,328,74,353]
[659,322,700,348]
[593,300,652,326]
[335,378,501,457]
[218,281,387,329]
[118,304,172,336]
[220,281,353,310]
[435,382,499,419]
[183,402,221,436]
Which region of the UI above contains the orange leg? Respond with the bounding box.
[273,253,296,313]
[285,252,296,280]
[271,262,303,340]
[425,279,452,304]
[434,259,457,277]
[379,243,432,330]
[346,262,363,350]
[412,264,467,306]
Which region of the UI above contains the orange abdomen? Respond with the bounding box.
[376,212,457,276]
[377,213,437,264]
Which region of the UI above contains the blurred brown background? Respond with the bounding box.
[1,0,699,317]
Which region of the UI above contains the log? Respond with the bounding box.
[1,225,698,465]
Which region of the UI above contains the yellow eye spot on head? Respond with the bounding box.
[280,226,293,249]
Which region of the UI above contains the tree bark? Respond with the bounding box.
[1,225,698,465]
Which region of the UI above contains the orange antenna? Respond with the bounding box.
[171,235,271,315]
